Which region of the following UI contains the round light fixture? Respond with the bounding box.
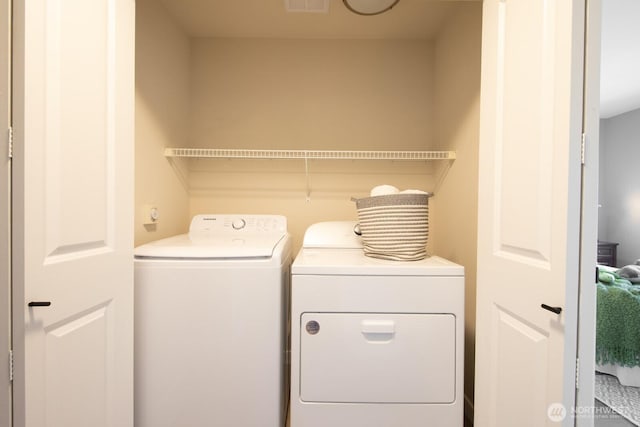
[343,0,400,16]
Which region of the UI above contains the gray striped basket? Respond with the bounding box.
[353,193,431,261]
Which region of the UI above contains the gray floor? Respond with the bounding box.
[594,399,637,427]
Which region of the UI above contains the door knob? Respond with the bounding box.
[541,303,562,314]
[28,301,51,307]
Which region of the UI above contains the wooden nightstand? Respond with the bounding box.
[597,241,619,267]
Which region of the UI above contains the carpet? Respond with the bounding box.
[595,372,640,426]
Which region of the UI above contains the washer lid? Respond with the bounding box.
[134,233,287,259]
[134,214,288,259]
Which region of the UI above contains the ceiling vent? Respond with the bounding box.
[285,0,330,13]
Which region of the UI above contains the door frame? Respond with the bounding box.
[0,0,11,425]
[576,0,601,424]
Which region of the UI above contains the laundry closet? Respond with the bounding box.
[135,0,482,419]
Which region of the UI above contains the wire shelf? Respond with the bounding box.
[164,148,456,161]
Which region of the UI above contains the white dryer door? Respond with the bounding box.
[299,312,456,404]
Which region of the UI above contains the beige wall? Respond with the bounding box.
[189,38,435,150]
[431,3,483,417]
[135,0,191,246]
[188,38,439,251]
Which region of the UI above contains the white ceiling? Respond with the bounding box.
[156,0,640,119]
[600,0,640,118]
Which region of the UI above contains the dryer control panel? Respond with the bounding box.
[189,214,287,234]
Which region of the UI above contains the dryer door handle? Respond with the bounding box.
[361,320,395,340]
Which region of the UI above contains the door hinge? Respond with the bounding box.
[7,126,13,159]
[575,357,579,390]
[580,133,586,165]
[9,350,14,382]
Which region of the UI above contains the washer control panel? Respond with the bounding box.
[189,214,287,234]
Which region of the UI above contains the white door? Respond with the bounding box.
[0,0,11,425]
[11,0,135,426]
[474,0,586,426]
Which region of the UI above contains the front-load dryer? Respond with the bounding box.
[134,214,292,427]
[290,221,464,427]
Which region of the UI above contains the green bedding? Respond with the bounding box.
[596,268,640,367]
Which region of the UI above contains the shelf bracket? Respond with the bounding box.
[304,154,311,202]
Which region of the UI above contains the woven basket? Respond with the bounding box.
[353,193,430,261]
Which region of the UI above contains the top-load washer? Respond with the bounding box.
[134,214,292,427]
[290,221,464,427]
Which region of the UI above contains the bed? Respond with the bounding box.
[596,264,640,387]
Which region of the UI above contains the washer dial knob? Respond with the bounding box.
[231,218,246,230]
